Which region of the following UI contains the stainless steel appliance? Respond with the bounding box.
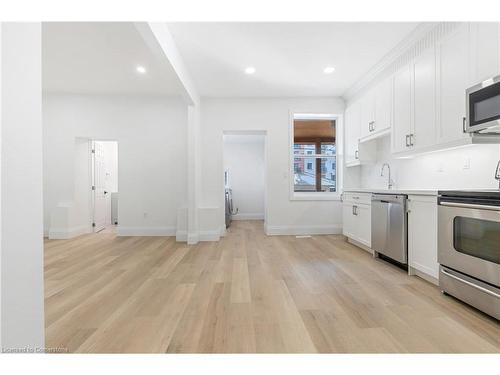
[465,74,500,135]
[371,194,408,265]
[224,188,238,228]
[438,190,500,320]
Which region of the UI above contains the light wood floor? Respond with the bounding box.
[44,220,500,353]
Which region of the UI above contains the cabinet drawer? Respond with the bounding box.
[343,192,372,205]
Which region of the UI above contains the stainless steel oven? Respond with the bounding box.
[438,190,500,320]
[466,75,500,134]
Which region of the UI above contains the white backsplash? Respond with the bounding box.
[352,137,500,190]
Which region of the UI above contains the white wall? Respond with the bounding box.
[43,93,188,237]
[357,136,500,190]
[223,136,265,220]
[1,23,45,350]
[201,97,345,236]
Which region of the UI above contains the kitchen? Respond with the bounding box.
[342,22,500,320]
[2,11,500,372]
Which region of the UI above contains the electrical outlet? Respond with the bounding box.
[463,157,471,170]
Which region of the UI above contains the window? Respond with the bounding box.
[292,116,336,193]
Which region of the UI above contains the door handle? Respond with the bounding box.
[441,268,500,299]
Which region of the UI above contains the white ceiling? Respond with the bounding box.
[42,22,184,95]
[167,22,420,98]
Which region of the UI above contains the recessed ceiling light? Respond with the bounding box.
[136,65,147,74]
[323,66,335,74]
[244,66,256,75]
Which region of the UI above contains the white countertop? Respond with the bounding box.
[343,188,438,196]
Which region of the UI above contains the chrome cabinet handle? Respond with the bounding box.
[405,134,410,147]
[441,268,500,299]
[355,150,359,159]
[462,117,467,133]
[409,133,414,146]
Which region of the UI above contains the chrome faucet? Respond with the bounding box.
[381,163,394,189]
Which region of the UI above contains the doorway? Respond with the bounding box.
[222,132,267,230]
[91,140,118,233]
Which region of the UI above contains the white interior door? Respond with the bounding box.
[92,141,107,232]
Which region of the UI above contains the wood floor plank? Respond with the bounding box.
[44,221,500,353]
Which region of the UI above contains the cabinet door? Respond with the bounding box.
[374,76,392,133]
[408,196,439,280]
[392,65,413,153]
[354,204,371,248]
[470,22,500,84]
[437,23,470,144]
[342,203,355,238]
[413,47,437,150]
[345,102,361,164]
[360,90,375,138]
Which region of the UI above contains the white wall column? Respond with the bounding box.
[137,22,202,244]
[187,104,201,244]
[0,22,44,351]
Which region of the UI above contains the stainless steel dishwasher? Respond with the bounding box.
[371,194,408,265]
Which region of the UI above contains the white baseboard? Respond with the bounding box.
[232,213,264,221]
[199,228,224,241]
[409,263,439,285]
[347,237,374,254]
[48,225,91,240]
[176,228,224,243]
[266,224,342,236]
[176,230,187,242]
[117,226,176,236]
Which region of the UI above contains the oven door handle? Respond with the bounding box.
[441,269,500,299]
[439,201,500,211]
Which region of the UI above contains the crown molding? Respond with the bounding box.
[342,22,440,103]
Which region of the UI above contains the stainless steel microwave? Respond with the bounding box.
[466,75,500,134]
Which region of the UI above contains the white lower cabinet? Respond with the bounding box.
[342,193,371,248]
[407,195,439,282]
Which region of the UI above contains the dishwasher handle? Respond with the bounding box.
[371,194,407,204]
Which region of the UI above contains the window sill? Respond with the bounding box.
[290,192,341,201]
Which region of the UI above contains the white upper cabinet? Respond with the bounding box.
[412,47,437,150]
[346,22,500,158]
[392,64,413,153]
[344,101,361,166]
[437,23,471,144]
[374,76,392,134]
[358,77,392,140]
[470,22,500,84]
[360,89,376,138]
